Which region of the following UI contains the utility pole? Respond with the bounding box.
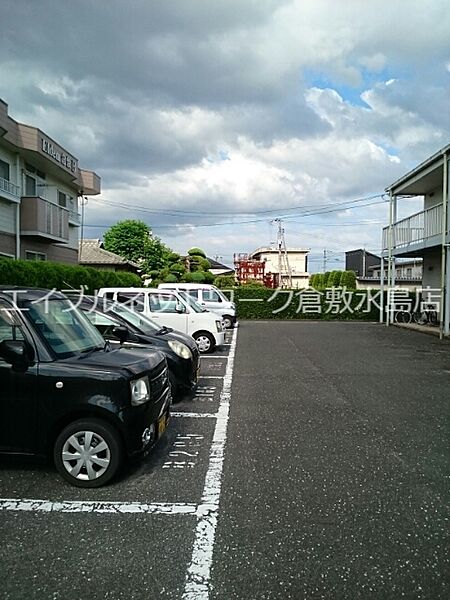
[274,218,292,288]
[323,249,328,273]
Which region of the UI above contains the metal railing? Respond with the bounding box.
[0,176,20,198]
[382,204,443,250]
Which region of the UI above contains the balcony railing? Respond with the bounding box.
[0,176,20,199]
[20,196,69,242]
[382,204,444,251]
[69,210,81,226]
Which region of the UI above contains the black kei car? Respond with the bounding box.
[0,287,171,488]
[71,295,200,400]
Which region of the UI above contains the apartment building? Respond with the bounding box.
[0,99,100,264]
[382,143,449,335]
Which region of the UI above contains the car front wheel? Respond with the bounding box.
[54,419,123,488]
[194,331,215,353]
[222,315,234,329]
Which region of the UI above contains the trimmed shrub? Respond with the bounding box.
[232,286,383,321]
[214,275,236,289]
[187,247,206,258]
[190,271,208,282]
[0,258,141,294]
[340,270,357,289]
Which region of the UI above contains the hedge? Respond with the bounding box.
[223,286,385,321]
[0,258,141,294]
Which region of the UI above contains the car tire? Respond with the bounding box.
[54,418,123,488]
[193,331,215,354]
[222,315,233,329]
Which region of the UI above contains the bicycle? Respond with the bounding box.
[394,309,412,324]
[412,303,439,326]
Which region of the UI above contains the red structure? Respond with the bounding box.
[233,254,279,288]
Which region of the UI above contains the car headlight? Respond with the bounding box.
[216,320,223,332]
[168,340,192,360]
[130,377,150,406]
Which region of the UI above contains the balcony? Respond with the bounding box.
[0,176,20,203]
[68,209,81,226]
[20,196,69,243]
[382,204,445,254]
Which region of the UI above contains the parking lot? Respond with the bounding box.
[1,322,450,599]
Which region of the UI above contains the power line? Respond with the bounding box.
[85,197,386,230]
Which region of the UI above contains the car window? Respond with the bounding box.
[187,290,199,300]
[106,302,161,334]
[149,293,186,313]
[178,291,206,313]
[0,301,25,344]
[26,298,105,358]
[85,311,120,337]
[116,292,146,313]
[202,289,221,302]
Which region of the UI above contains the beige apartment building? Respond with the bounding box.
[0,99,100,264]
[249,246,310,288]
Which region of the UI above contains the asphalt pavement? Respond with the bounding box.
[1,322,449,599]
[210,321,450,599]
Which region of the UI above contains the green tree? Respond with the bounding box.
[103,219,170,272]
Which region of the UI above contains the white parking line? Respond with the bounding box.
[0,498,197,515]
[171,412,218,419]
[182,327,237,600]
[199,355,228,359]
[199,375,224,379]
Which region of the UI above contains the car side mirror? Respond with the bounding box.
[112,326,130,344]
[0,340,33,372]
[175,303,185,314]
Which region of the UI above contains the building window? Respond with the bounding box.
[25,251,47,261]
[25,174,36,196]
[25,164,46,197]
[0,159,10,181]
[58,190,67,207]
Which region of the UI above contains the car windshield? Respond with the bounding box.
[217,289,230,302]
[25,298,105,358]
[178,291,207,313]
[106,301,161,334]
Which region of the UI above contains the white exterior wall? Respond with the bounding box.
[0,146,20,186]
[424,188,443,210]
[422,252,442,290]
[0,199,16,234]
[257,251,308,274]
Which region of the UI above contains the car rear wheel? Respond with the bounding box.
[222,315,233,329]
[54,419,123,488]
[194,331,215,353]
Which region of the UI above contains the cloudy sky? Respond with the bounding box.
[2,0,449,270]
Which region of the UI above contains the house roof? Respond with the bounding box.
[385,142,450,195]
[249,246,309,258]
[206,256,234,271]
[79,239,140,268]
[345,248,381,260]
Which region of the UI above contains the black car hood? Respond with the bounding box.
[75,346,166,377]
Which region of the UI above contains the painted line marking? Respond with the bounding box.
[0,498,197,515]
[182,326,237,599]
[171,412,218,419]
[199,375,224,380]
[199,355,228,359]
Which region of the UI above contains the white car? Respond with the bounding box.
[158,283,236,329]
[97,287,226,353]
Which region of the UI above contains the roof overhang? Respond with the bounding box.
[386,143,450,196]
